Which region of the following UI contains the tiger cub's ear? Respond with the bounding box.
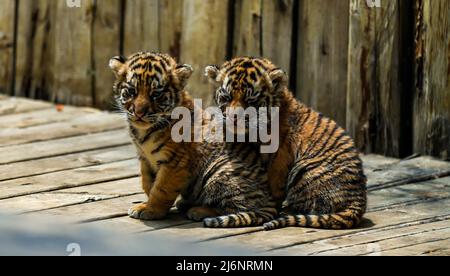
[109,56,127,80]
[205,65,220,84]
[268,68,288,91]
[174,64,194,89]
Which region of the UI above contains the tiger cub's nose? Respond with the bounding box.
[134,105,148,119]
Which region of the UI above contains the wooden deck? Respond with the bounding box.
[0,95,449,256]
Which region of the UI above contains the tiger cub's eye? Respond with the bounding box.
[151,89,164,100]
[121,87,136,99]
[246,89,261,105]
[217,88,231,105]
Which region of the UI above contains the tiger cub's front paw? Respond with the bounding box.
[128,203,166,220]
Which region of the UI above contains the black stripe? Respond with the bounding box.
[309,125,341,159]
[245,212,255,226]
[113,55,127,63]
[140,120,171,144]
[249,71,257,82]
[317,216,325,228]
[129,55,143,67]
[131,63,146,71]
[241,61,253,69]
[236,213,247,225]
[305,215,312,227]
[299,108,313,127]
[129,126,139,140]
[253,59,269,71]
[151,139,169,154]
[286,164,307,191]
[159,58,170,71]
[157,152,176,166]
[228,215,236,227]
[145,61,153,72]
[225,67,238,78]
[154,64,163,75]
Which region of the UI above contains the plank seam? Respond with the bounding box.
[368,170,450,191]
[0,105,51,117]
[134,221,195,234]
[1,110,102,130]
[0,174,139,201]
[198,228,263,243]
[0,142,132,165]
[359,237,450,256]
[0,156,135,182]
[307,224,450,256]
[368,195,450,213]
[266,213,450,252]
[21,192,141,215]
[0,126,126,149]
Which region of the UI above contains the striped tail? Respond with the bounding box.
[203,208,277,228]
[263,203,365,231]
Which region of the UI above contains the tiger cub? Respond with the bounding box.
[109,52,276,227]
[205,57,367,230]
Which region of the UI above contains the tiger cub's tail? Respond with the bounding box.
[263,202,365,231]
[203,208,277,228]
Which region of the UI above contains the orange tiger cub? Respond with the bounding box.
[205,57,368,230]
[109,52,197,220]
[109,52,277,227]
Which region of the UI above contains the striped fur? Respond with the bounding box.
[206,57,368,230]
[179,142,277,228]
[263,201,365,230]
[110,52,277,227]
[204,208,277,228]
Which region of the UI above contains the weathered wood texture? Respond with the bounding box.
[122,0,159,55]
[180,0,229,104]
[233,0,263,57]
[413,0,450,161]
[232,0,294,72]
[347,0,404,157]
[296,0,349,127]
[13,0,121,109]
[93,0,121,109]
[1,0,449,160]
[123,0,183,58]
[52,0,94,106]
[0,96,449,255]
[14,0,55,100]
[261,0,294,75]
[0,0,15,94]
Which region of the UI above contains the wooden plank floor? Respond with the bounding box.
[0,95,449,256]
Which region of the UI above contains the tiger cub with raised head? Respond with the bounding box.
[109,52,276,227]
[205,57,367,230]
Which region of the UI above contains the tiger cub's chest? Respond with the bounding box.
[134,129,173,171]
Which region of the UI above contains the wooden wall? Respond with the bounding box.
[0,0,448,160]
[0,0,15,95]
